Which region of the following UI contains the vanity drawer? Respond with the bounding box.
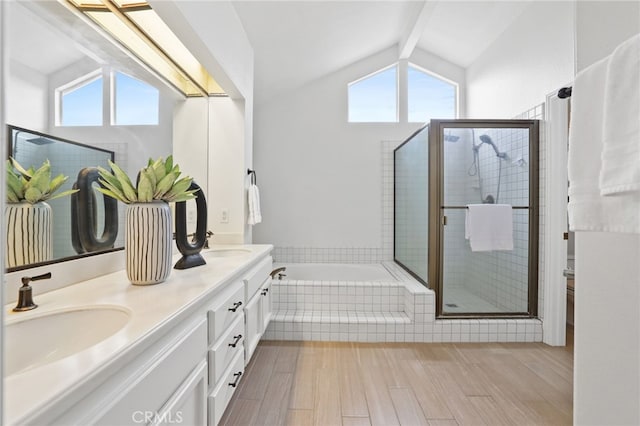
[207,281,244,345]
[208,350,244,426]
[243,256,273,301]
[208,315,244,387]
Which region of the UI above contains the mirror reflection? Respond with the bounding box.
[6,1,182,271]
[8,126,118,268]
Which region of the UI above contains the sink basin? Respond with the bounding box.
[5,306,131,376]
[204,248,252,258]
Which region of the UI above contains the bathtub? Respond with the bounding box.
[266,261,433,343]
[273,262,397,281]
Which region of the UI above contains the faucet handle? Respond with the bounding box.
[21,272,52,286]
[14,272,52,312]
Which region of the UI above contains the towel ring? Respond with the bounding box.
[247,169,257,185]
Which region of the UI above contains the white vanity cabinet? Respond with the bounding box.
[243,256,273,363]
[205,280,246,426]
[47,316,209,426]
[8,247,274,426]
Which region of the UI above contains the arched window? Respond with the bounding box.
[348,65,398,123]
[56,69,160,127]
[408,64,457,122]
[113,72,159,125]
[58,70,103,126]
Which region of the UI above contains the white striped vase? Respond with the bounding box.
[5,202,53,268]
[125,202,172,285]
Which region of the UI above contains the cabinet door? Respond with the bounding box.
[244,292,262,363]
[153,360,207,426]
[260,279,272,334]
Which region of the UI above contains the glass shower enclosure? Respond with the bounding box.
[394,120,539,318]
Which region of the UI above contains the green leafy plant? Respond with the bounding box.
[97,156,197,204]
[6,158,78,204]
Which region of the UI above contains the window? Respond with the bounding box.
[59,72,103,126]
[113,72,159,125]
[56,68,160,127]
[348,65,398,122]
[347,62,458,124]
[408,64,456,122]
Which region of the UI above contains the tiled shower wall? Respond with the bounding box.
[13,138,126,259]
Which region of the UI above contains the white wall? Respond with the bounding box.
[173,97,208,235]
[208,97,246,244]
[154,1,255,244]
[6,61,47,131]
[573,2,640,424]
[576,1,640,72]
[466,1,574,118]
[253,46,464,250]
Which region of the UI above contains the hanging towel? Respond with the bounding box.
[568,54,640,233]
[247,183,262,225]
[465,204,514,252]
[600,34,640,195]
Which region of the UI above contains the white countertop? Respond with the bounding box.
[4,244,273,425]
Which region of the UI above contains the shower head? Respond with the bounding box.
[444,134,460,142]
[476,134,507,159]
[26,137,54,146]
[479,134,492,145]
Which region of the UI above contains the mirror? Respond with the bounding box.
[5,1,186,271]
[7,125,119,270]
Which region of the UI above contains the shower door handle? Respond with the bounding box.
[441,215,447,226]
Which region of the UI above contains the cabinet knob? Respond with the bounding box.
[261,289,268,296]
[228,301,243,312]
[228,334,243,348]
[228,371,242,387]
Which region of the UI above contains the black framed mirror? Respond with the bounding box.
[7,125,122,272]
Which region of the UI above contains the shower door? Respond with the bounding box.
[428,120,539,317]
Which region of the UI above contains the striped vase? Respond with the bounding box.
[5,202,53,268]
[125,201,172,285]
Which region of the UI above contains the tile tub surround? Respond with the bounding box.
[264,262,542,343]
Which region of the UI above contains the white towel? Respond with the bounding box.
[600,34,640,195]
[247,184,262,225]
[568,55,640,233]
[465,204,514,252]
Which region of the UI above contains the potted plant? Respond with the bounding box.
[6,158,78,268]
[97,156,196,285]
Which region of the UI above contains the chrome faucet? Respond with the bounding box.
[270,267,287,280]
[13,272,52,312]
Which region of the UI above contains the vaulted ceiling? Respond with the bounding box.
[233,1,533,103]
[9,0,534,105]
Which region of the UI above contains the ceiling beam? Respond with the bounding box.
[398,0,437,60]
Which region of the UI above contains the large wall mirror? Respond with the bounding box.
[5,1,196,271]
[7,125,119,270]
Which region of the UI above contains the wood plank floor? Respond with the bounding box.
[221,330,573,426]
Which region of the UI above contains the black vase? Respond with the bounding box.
[71,167,119,254]
[174,181,208,269]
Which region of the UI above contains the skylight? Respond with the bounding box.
[64,0,224,97]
